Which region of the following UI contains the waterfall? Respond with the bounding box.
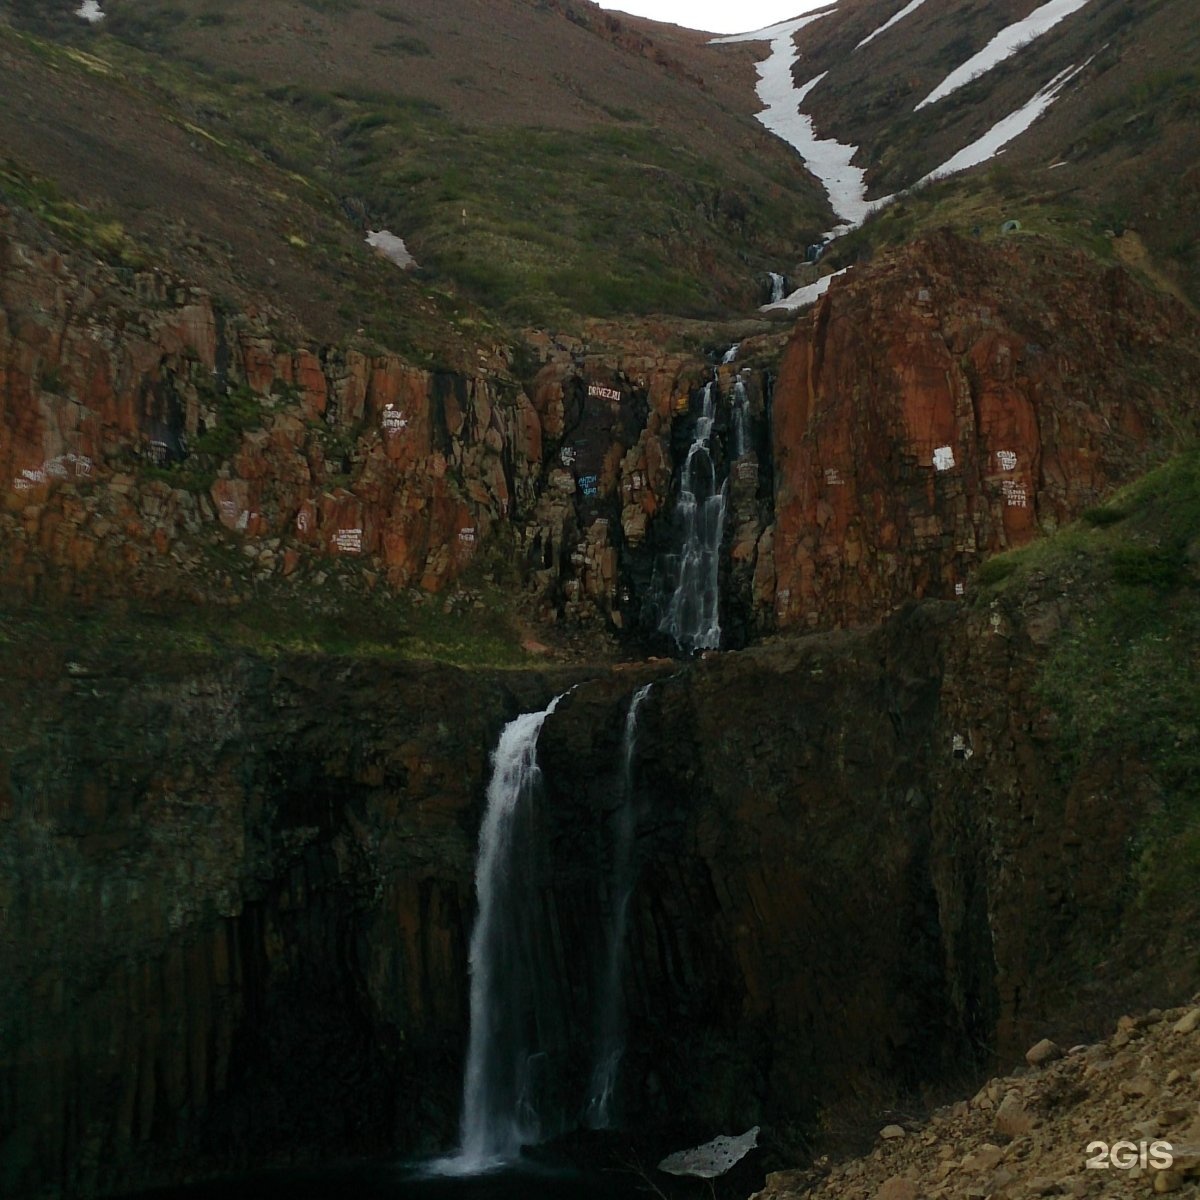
[768,271,786,303]
[583,684,652,1129]
[732,374,751,459]
[721,343,740,364]
[658,382,727,652]
[454,695,566,1172]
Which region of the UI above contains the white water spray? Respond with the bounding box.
[583,684,652,1129]
[659,383,727,652]
[732,375,751,459]
[453,695,566,1172]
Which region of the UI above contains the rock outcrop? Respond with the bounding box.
[13,210,1196,649]
[1,207,778,642]
[0,207,541,600]
[754,1004,1200,1200]
[761,232,1200,630]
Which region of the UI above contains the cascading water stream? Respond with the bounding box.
[583,684,652,1129]
[732,375,751,459]
[452,694,566,1173]
[659,381,728,652]
[768,272,787,304]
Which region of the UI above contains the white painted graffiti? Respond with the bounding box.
[824,467,844,486]
[13,469,45,492]
[588,383,621,402]
[147,440,170,466]
[995,449,1018,472]
[933,445,956,472]
[1001,479,1029,508]
[560,446,577,467]
[737,460,758,482]
[955,582,966,597]
[458,527,477,545]
[381,404,409,433]
[11,453,93,492]
[335,528,363,554]
[219,498,238,522]
[296,510,311,534]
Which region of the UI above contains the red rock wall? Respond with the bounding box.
[0,214,540,600]
[762,233,1200,630]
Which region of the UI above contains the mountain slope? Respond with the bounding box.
[714,0,1199,302]
[1,0,835,326]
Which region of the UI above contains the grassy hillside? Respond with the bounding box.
[0,0,831,329]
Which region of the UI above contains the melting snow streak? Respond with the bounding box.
[761,266,849,313]
[856,0,930,51]
[916,0,1093,109]
[920,62,1088,183]
[713,10,888,228]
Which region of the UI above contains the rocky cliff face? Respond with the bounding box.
[1,207,780,645]
[8,211,1195,650]
[5,562,1197,1196]
[0,640,593,1197]
[535,593,1199,1142]
[0,206,541,601]
[760,232,1200,631]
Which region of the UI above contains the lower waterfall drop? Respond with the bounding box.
[658,381,728,652]
[455,695,566,1172]
[583,684,652,1129]
[768,271,787,303]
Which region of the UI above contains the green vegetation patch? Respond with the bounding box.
[0,160,147,269]
[1074,68,1200,161]
[974,449,1200,918]
[826,171,1116,271]
[0,566,532,674]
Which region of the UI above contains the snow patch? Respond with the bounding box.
[920,62,1088,183]
[365,230,418,270]
[659,1128,761,1179]
[710,12,834,46]
[855,0,930,51]
[76,0,104,22]
[761,266,849,313]
[916,0,1093,110]
[712,12,891,229]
